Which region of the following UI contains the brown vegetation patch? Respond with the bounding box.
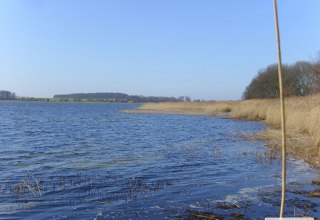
[245,129,319,168]
[229,212,244,220]
[308,190,320,198]
[312,179,320,185]
[187,210,223,220]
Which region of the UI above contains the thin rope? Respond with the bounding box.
[273,0,287,217]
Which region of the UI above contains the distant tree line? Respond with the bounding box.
[0,90,16,100]
[54,92,191,103]
[243,55,320,99]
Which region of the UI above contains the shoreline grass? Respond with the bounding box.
[128,94,320,168]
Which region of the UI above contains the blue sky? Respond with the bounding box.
[1,0,319,100]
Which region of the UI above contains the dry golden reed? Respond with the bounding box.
[137,94,320,168]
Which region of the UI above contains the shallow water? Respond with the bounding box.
[0,102,319,219]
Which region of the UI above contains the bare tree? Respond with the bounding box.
[243,59,320,99]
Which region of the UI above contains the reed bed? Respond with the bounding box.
[136,94,320,168]
[139,101,235,116]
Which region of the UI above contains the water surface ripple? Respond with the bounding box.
[0,102,319,219]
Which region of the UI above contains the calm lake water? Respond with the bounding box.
[0,102,319,219]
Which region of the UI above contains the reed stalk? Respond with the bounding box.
[273,0,287,217]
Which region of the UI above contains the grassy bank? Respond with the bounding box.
[133,95,320,168]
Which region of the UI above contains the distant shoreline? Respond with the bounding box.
[0,98,138,103]
[126,95,320,169]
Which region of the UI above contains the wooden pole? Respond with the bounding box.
[273,0,287,217]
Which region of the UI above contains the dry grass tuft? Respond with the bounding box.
[133,94,320,168]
